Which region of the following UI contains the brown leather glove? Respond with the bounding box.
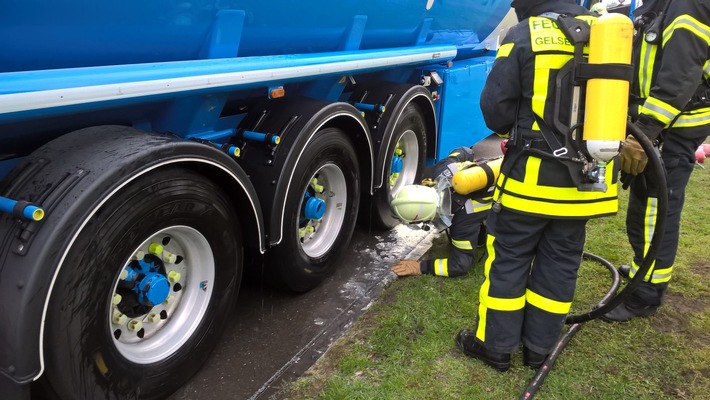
[619,135,648,175]
[391,260,422,277]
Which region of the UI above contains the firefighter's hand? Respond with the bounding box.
[391,260,422,277]
[619,135,648,175]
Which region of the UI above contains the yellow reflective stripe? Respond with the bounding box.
[480,292,526,311]
[532,54,571,122]
[501,194,617,217]
[497,160,619,217]
[641,97,680,126]
[704,60,710,80]
[674,107,710,127]
[497,43,514,58]
[501,158,619,202]
[640,196,662,282]
[662,15,710,47]
[452,239,473,250]
[526,289,572,314]
[630,260,673,283]
[476,233,495,342]
[638,40,658,98]
[472,202,493,213]
[523,156,542,185]
[642,196,658,263]
[434,258,449,277]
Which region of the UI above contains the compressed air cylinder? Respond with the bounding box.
[584,13,633,162]
[451,157,503,195]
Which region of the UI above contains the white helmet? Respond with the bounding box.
[390,182,453,227]
[391,185,439,223]
[590,2,607,14]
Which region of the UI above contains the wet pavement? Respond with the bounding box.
[168,225,439,400]
[168,134,505,400]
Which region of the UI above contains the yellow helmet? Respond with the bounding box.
[390,185,439,223]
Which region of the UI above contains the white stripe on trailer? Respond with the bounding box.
[0,50,457,115]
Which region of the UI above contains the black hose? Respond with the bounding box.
[520,121,669,399]
[566,121,668,324]
[519,252,620,400]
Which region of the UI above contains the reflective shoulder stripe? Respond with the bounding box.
[526,289,572,314]
[532,54,571,120]
[497,43,514,58]
[638,39,658,98]
[662,15,710,47]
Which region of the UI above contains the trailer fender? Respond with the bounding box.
[0,125,265,385]
[235,97,373,247]
[349,82,436,229]
[350,83,436,190]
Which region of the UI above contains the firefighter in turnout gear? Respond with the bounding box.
[456,0,622,371]
[391,147,495,278]
[603,0,710,322]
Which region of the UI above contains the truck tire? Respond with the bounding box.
[267,127,360,292]
[40,167,242,400]
[372,103,427,229]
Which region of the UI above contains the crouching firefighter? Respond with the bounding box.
[389,147,502,278]
[456,0,634,372]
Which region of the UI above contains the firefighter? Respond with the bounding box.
[456,0,620,371]
[603,0,710,322]
[390,147,494,278]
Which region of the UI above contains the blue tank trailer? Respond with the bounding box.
[0,1,513,398]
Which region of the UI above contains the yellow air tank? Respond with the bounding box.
[583,12,634,163]
[451,157,503,195]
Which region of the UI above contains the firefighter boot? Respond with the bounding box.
[523,347,548,369]
[618,264,631,279]
[601,301,658,322]
[602,281,664,322]
[456,330,510,372]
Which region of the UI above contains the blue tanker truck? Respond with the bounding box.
[0,1,515,398]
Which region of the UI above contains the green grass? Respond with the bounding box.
[284,162,710,400]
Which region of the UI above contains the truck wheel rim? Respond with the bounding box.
[109,226,214,364]
[390,129,419,196]
[299,163,346,258]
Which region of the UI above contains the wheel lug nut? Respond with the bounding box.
[168,270,181,284]
[133,250,145,260]
[147,312,161,323]
[127,319,143,332]
[112,294,122,305]
[149,243,163,256]
[163,250,177,264]
[112,311,127,325]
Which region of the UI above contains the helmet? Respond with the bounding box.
[590,2,607,14]
[510,0,577,21]
[390,185,439,223]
